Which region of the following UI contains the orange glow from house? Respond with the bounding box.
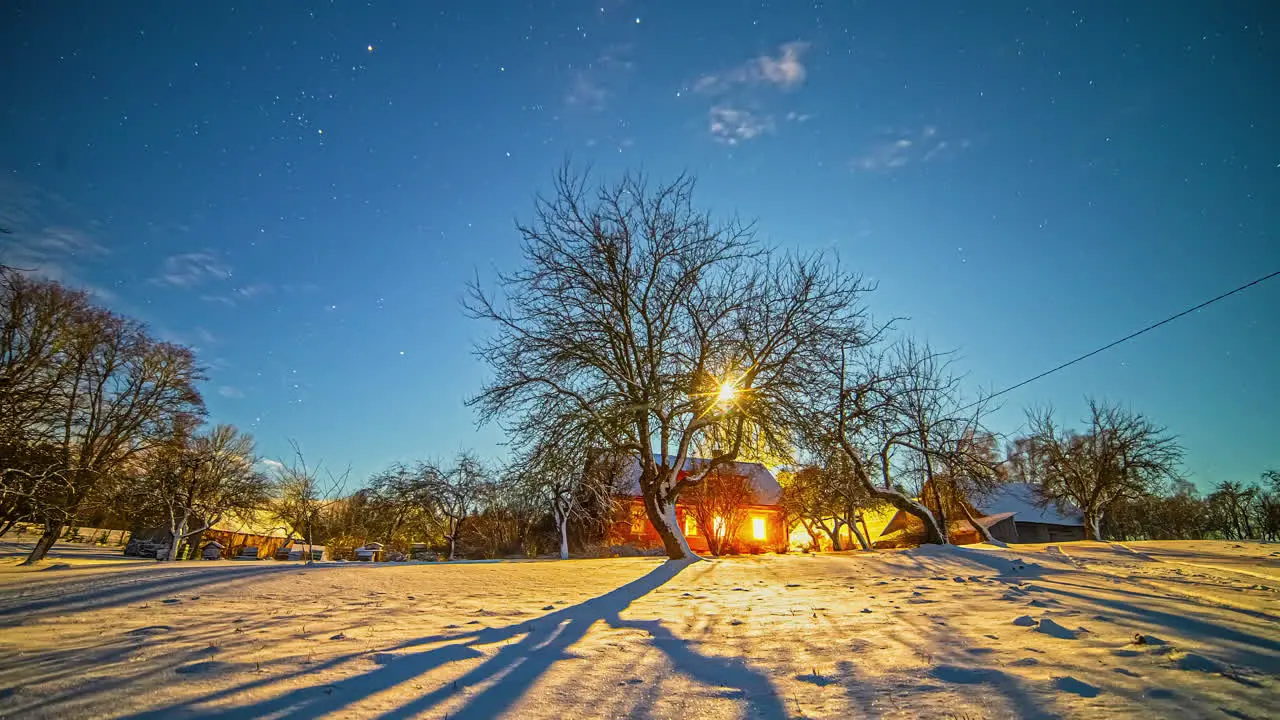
[752,516,766,540]
[685,515,698,536]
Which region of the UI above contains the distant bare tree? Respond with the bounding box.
[779,466,843,551]
[811,341,977,546]
[1208,481,1258,540]
[683,468,755,556]
[142,423,271,560]
[1022,400,1184,541]
[1258,470,1280,542]
[507,422,623,560]
[271,445,348,563]
[781,452,883,551]
[468,166,871,559]
[422,452,489,560]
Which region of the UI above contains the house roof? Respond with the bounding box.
[618,454,783,505]
[208,510,293,538]
[977,483,1083,527]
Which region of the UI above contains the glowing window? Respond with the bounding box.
[685,514,698,536]
[630,506,646,533]
[713,516,725,536]
[752,516,766,540]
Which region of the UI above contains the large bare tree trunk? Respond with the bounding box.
[643,490,695,560]
[1085,511,1104,542]
[22,522,62,565]
[555,508,569,560]
[825,520,844,551]
[872,490,947,545]
[847,516,871,551]
[858,514,873,549]
[958,501,1004,546]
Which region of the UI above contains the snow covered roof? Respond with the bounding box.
[978,483,1082,527]
[618,454,782,505]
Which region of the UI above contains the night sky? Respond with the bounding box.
[2,2,1277,488]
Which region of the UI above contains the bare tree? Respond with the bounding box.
[19,298,204,564]
[507,423,622,560]
[811,343,951,545]
[367,463,436,548]
[1022,400,1184,541]
[781,452,883,551]
[468,166,870,559]
[142,423,271,560]
[1,269,87,441]
[1208,481,1258,540]
[271,445,348,563]
[422,452,489,560]
[683,468,755,556]
[779,466,845,550]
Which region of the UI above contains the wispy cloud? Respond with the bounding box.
[851,126,969,172]
[218,385,245,399]
[152,252,231,288]
[202,281,278,307]
[708,106,775,145]
[258,458,285,473]
[693,41,810,95]
[0,178,114,300]
[690,42,811,145]
[565,44,633,111]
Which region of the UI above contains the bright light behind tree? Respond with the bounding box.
[717,380,738,405]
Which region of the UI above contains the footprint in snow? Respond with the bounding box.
[1012,615,1037,627]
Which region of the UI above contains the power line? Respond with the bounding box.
[967,268,1280,410]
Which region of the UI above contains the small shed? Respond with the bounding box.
[355,542,384,562]
[288,544,327,561]
[201,541,226,560]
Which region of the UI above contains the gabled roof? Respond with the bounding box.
[618,454,783,505]
[977,483,1082,527]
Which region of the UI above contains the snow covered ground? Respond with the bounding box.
[0,540,1276,719]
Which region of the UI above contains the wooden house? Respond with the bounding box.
[606,455,787,554]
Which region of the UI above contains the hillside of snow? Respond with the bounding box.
[0,540,1276,718]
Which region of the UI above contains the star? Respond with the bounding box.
[367,44,375,53]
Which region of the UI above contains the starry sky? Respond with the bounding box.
[1,1,1277,489]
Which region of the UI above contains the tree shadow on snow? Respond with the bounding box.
[122,560,788,720]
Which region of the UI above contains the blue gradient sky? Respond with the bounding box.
[2,1,1277,489]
